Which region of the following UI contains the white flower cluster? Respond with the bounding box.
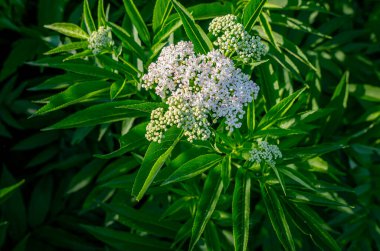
[209,14,267,63]
[142,41,260,143]
[249,141,282,167]
[88,26,114,54]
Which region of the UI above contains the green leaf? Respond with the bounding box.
[35,226,104,250]
[44,41,89,55]
[261,183,295,251]
[0,179,24,205]
[101,203,178,238]
[83,0,96,33]
[132,128,182,201]
[82,224,171,250]
[97,0,106,27]
[12,234,29,251]
[30,60,122,80]
[243,0,267,32]
[270,14,331,39]
[324,71,349,136]
[0,222,8,247]
[12,131,59,150]
[281,143,347,164]
[247,101,256,136]
[97,55,140,77]
[66,159,106,194]
[153,0,173,33]
[288,203,340,251]
[253,128,307,138]
[187,2,233,20]
[259,13,280,51]
[258,87,306,130]
[349,83,380,102]
[97,156,139,183]
[152,17,181,45]
[44,23,89,39]
[95,122,148,159]
[171,0,212,54]
[286,190,349,208]
[110,79,127,100]
[63,50,93,61]
[33,81,109,116]
[0,168,26,240]
[153,2,232,45]
[221,154,232,192]
[279,167,316,191]
[232,168,251,251]
[160,196,194,220]
[107,21,146,60]
[29,73,97,91]
[204,221,221,251]
[122,0,151,45]
[190,165,223,250]
[28,176,53,227]
[162,154,221,185]
[44,101,160,130]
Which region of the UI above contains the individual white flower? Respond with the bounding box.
[209,14,267,62]
[88,26,114,54]
[142,41,260,142]
[249,141,282,167]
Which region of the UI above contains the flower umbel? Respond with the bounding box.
[142,41,260,142]
[88,26,114,54]
[209,14,267,63]
[249,141,282,167]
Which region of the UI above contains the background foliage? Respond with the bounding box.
[0,0,379,250]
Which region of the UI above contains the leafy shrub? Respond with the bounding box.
[1,0,379,250]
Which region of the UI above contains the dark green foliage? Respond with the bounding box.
[0,0,379,250]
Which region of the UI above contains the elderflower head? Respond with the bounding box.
[88,26,114,54]
[249,141,282,167]
[209,14,267,63]
[142,41,260,143]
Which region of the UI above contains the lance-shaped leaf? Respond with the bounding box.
[0,180,25,205]
[261,183,295,251]
[33,81,109,116]
[97,0,106,27]
[221,154,231,192]
[323,71,349,137]
[190,165,223,250]
[107,21,145,60]
[83,0,96,33]
[247,101,256,136]
[243,0,267,32]
[232,168,251,251]
[132,128,182,201]
[43,101,162,130]
[122,0,151,45]
[44,41,89,55]
[287,203,340,251]
[30,60,122,80]
[153,0,173,33]
[258,87,306,130]
[44,23,89,39]
[97,54,140,77]
[95,122,148,159]
[82,224,172,250]
[162,154,222,185]
[171,0,212,54]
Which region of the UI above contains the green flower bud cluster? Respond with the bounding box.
[209,14,267,63]
[249,141,282,167]
[88,26,114,54]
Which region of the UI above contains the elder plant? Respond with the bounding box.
[32,0,353,250]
